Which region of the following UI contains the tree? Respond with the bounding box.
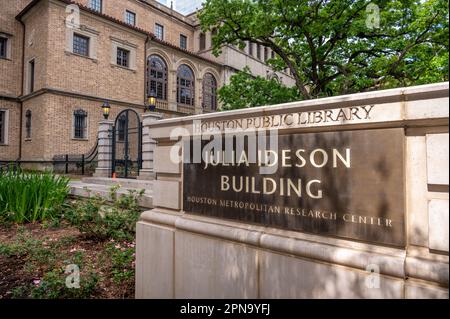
[199,0,449,105]
[219,67,301,110]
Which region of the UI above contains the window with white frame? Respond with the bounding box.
[147,55,168,100]
[73,109,88,139]
[155,24,164,41]
[0,36,7,59]
[117,47,130,68]
[0,110,7,144]
[66,27,98,60]
[73,33,90,56]
[125,10,136,26]
[180,34,187,50]
[111,37,137,70]
[177,64,195,106]
[89,0,102,12]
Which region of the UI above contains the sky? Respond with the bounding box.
[156,0,204,15]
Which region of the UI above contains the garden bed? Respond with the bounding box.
[0,215,136,299]
[0,172,143,299]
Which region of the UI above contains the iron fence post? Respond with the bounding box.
[81,154,85,175]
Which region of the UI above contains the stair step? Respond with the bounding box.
[81,177,153,190]
[69,182,153,208]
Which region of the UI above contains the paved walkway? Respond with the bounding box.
[69,177,153,208]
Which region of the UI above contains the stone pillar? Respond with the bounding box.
[169,70,178,112]
[138,112,163,180]
[94,120,114,178]
[195,77,203,115]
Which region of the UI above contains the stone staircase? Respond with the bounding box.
[69,177,153,208]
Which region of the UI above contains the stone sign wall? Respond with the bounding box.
[136,82,449,299]
[184,128,405,246]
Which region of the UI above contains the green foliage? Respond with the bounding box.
[106,241,135,285]
[64,187,143,241]
[219,67,301,109]
[30,268,99,299]
[0,229,99,299]
[0,171,69,223]
[199,0,449,106]
[0,228,54,266]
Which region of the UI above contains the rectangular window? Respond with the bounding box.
[0,110,5,144]
[180,34,187,50]
[74,110,87,139]
[155,24,164,41]
[125,10,136,26]
[248,42,253,56]
[0,37,7,59]
[25,110,32,139]
[73,33,89,56]
[29,60,35,93]
[89,0,102,12]
[117,48,130,67]
[264,48,269,62]
[199,33,206,51]
[257,44,261,60]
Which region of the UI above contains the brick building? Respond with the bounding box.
[0,0,294,163]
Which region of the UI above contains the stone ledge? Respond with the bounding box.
[405,256,449,286]
[140,209,410,280]
[147,82,449,129]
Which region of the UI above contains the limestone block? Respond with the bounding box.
[406,98,449,121]
[426,133,449,185]
[135,222,174,299]
[174,231,258,298]
[154,145,180,174]
[428,199,449,252]
[405,280,449,299]
[406,135,429,247]
[260,251,403,299]
[153,180,180,210]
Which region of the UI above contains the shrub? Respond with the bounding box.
[30,268,99,299]
[106,240,135,286]
[0,229,99,299]
[0,171,69,223]
[64,187,143,241]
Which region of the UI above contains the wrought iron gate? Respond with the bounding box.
[111,109,142,179]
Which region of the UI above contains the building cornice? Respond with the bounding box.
[0,95,20,102]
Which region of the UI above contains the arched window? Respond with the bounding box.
[25,110,32,139]
[202,73,217,111]
[177,64,195,106]
[147,55,168,100]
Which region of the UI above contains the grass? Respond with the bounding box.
[0,171,69,223]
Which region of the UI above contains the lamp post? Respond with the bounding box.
[147,91,157,112]
[101,101,111,120]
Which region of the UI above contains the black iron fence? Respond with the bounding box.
[0,140,98,176]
